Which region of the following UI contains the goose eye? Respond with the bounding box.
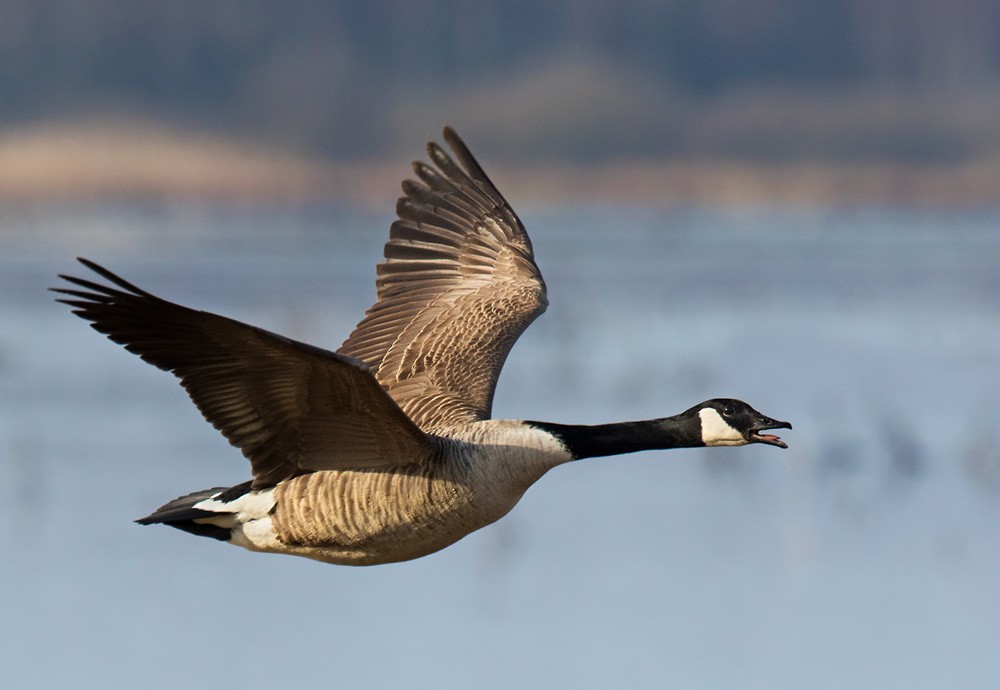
[722,405,735,416]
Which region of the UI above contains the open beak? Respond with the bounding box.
[750,416,792,449]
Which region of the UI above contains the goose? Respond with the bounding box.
[53,128,791,566]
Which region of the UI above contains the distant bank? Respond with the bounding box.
[1,120,997,206]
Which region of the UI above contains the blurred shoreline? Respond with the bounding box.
[2,120,998,207]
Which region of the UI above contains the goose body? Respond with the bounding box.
[54,128,791,566]
[196,421,566,565]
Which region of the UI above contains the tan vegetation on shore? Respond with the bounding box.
[1,119,998,206]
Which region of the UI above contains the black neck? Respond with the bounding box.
[526,415,703,461]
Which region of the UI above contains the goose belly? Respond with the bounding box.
[243,467,513,566]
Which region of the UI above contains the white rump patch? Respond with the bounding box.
[698,408,747,446]
[226,488,276,520]
[193,488,279,549]
[204,488,281,551]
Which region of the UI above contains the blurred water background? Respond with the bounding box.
[3,204,1000,689]
[3,2,1000,689]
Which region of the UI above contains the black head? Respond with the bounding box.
[690,398,792,448]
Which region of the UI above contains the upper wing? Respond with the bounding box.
[54,259,437,488]
[338,127,548,429]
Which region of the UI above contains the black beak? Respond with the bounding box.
[750,416,792,449]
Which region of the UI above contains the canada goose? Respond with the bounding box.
[53,128,791,566]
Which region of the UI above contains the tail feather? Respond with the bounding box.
[137,481,254,542]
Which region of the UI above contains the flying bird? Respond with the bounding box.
[53,128,791,566]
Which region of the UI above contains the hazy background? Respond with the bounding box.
[2,2,1000,689]
[2,0,1000,203]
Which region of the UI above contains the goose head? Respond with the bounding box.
[693,398,792,448]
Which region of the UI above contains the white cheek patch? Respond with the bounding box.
[698,408,748,446]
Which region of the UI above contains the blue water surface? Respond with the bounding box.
[2,203,999,689]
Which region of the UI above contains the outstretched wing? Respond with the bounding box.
[54,259,437,488]
[339,128,547,429]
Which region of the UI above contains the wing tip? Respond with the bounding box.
[442,125,461,148]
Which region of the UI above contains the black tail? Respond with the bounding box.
[136,481,253,541]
